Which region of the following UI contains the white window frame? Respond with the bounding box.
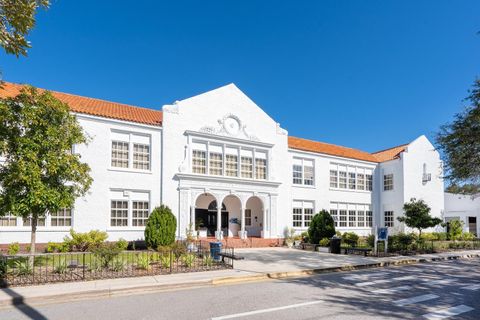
[384,211,394,227]
[384,173,394,191]
[292,158,315,186]
[330,163,373,192]
[50,208,73,227]
[132,201,150,227]
[330,202,373,229]
[110,131,152,172]
[292,200,315,229]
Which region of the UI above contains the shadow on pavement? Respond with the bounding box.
[1,286,48,320]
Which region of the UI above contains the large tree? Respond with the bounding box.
[397,198,442,237]
[0,86,92,256]
[437,79,480,190]
[0,0,49,58]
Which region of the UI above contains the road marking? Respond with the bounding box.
[394,294,439,307]
[372,285,412,294]
[422,305,474,319]
[460,284,480,291]
[355,275,415,287]
[210,300,323,319]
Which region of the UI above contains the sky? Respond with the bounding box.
[2,0,479,153]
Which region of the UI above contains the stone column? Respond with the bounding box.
[215,194,225,240]
[238,196,248,239]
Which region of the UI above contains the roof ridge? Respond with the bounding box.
[289,136,372,155]
[4,81,160,113]
[372,143,409,155]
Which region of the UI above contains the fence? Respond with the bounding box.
[0,241,234,287]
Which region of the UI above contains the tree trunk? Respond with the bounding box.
[29,215,37,267]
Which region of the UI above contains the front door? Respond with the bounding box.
[195,209,228,236]
[468,217,477,236]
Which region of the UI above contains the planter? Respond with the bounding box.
[294,240,301,247]
[317,246,329,253]
[286,240,294,248]
[197,229,208,238]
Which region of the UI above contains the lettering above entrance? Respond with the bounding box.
[199,114,259,141]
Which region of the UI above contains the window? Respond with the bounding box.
[255,158,267,180]
[330,163,373,192]
[111,132,151,170]
[330,209,339,227]
[304,208,313,227]
[366,174,373,191]
[132,201,149,226]
[292,207,303,227]
[348,210,356,227]
[384,174,393,191]
[339,210,347,227]
[348,172,356,190]
[339,171,347,189]
[111,200,128,227]
[192,150,207,174]
[0,214,17,227]
[22,216,46,227]
[209,152,223,175]
[292,201,314,228]
[133,143,150,170]
[330,170,338,188]
[385,211,394,227]
[241,156,253,178]
[366,210,373,227]
[357,173,365,191]
[225,154,238,177]
[111,141,129,168]
[357,210,365,227]
[292,165,303,184]
[292,158,314,186]
[245,209,252,226]
[331,202,372,228]
[51,208,72,227]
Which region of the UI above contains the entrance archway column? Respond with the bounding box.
[214,193,226,240]
[238,196,249,239]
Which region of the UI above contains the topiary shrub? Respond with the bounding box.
[145,205,177,248]
[307,210,336,245]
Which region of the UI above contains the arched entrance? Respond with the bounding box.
[223,195,242,237]
[195,194,228,237]
[245,196,264,237]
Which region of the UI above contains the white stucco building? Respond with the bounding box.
[0,82,447,245]
[444,193,480,236]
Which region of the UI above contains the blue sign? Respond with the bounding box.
[377,227,388,241]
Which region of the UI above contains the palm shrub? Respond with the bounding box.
[63,229,108,252]
[307,210,336,244]
[145,205,177,248]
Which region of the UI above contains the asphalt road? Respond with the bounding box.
[1,258,479,320]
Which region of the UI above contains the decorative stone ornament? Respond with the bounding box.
[200,114,259,141]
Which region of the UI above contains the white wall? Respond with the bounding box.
[444,192,480,235]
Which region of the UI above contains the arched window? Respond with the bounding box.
[207,200,227,212]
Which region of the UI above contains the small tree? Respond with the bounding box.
[448,220,463,241]
[0,87,92,258]
[397,198,442,237]
[144,205,177,248]
[308,210,336,244]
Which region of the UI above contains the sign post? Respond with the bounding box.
[377,227,389,255]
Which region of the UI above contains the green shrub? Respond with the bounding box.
[170,242,187,259]
[136,254,150,270]
[145,205,177,248]
[461,232,475,241]
[319,238,330,247]
[300,231,309,243]
[160,253,172,268]
[45,242,69,253]
[203,254,213,267]
[116,238,129,251]
[307,210,336,244]
[63,229,108,252]
[448,220,463,241]
[432,232,448,241]
[342,232,359,247]
[0,258,6,277]
[112,259,127,272]
[53,257,68,274]
[7,242,20,255]
[389,233,415,251]
[181,253,196,268]
[366,234,375,248]
[92,243,122,268]
[14,260,32,276]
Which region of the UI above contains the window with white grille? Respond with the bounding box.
[385,211,394,227]
[384,174,394,191]
[292,201,314,228]
[292,158,314,186]
[225,154,238,177]
[0,214,17,227]
[132,201,149,226]
[51,208,72,227]
[209,152,223,175]
[111,141,129,168]
[241,156,253,179]
[192,150,207,174]
[133,143,150,170]
[111,200,128,227]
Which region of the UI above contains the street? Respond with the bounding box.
[1,258,479,320]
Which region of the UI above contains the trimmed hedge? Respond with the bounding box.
[145,205,177,248]
[308,210,336,244]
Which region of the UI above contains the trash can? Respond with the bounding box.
[330,236,341,254]
[210,242,222,261]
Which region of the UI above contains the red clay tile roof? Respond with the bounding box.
[288,136,379,163]
[0,82,162,126]
[372,144,408,162]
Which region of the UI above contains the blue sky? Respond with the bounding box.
[2,1,479,153]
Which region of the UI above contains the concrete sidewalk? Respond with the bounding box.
[1,248,479,308]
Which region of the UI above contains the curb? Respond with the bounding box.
[1,252,479,308]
